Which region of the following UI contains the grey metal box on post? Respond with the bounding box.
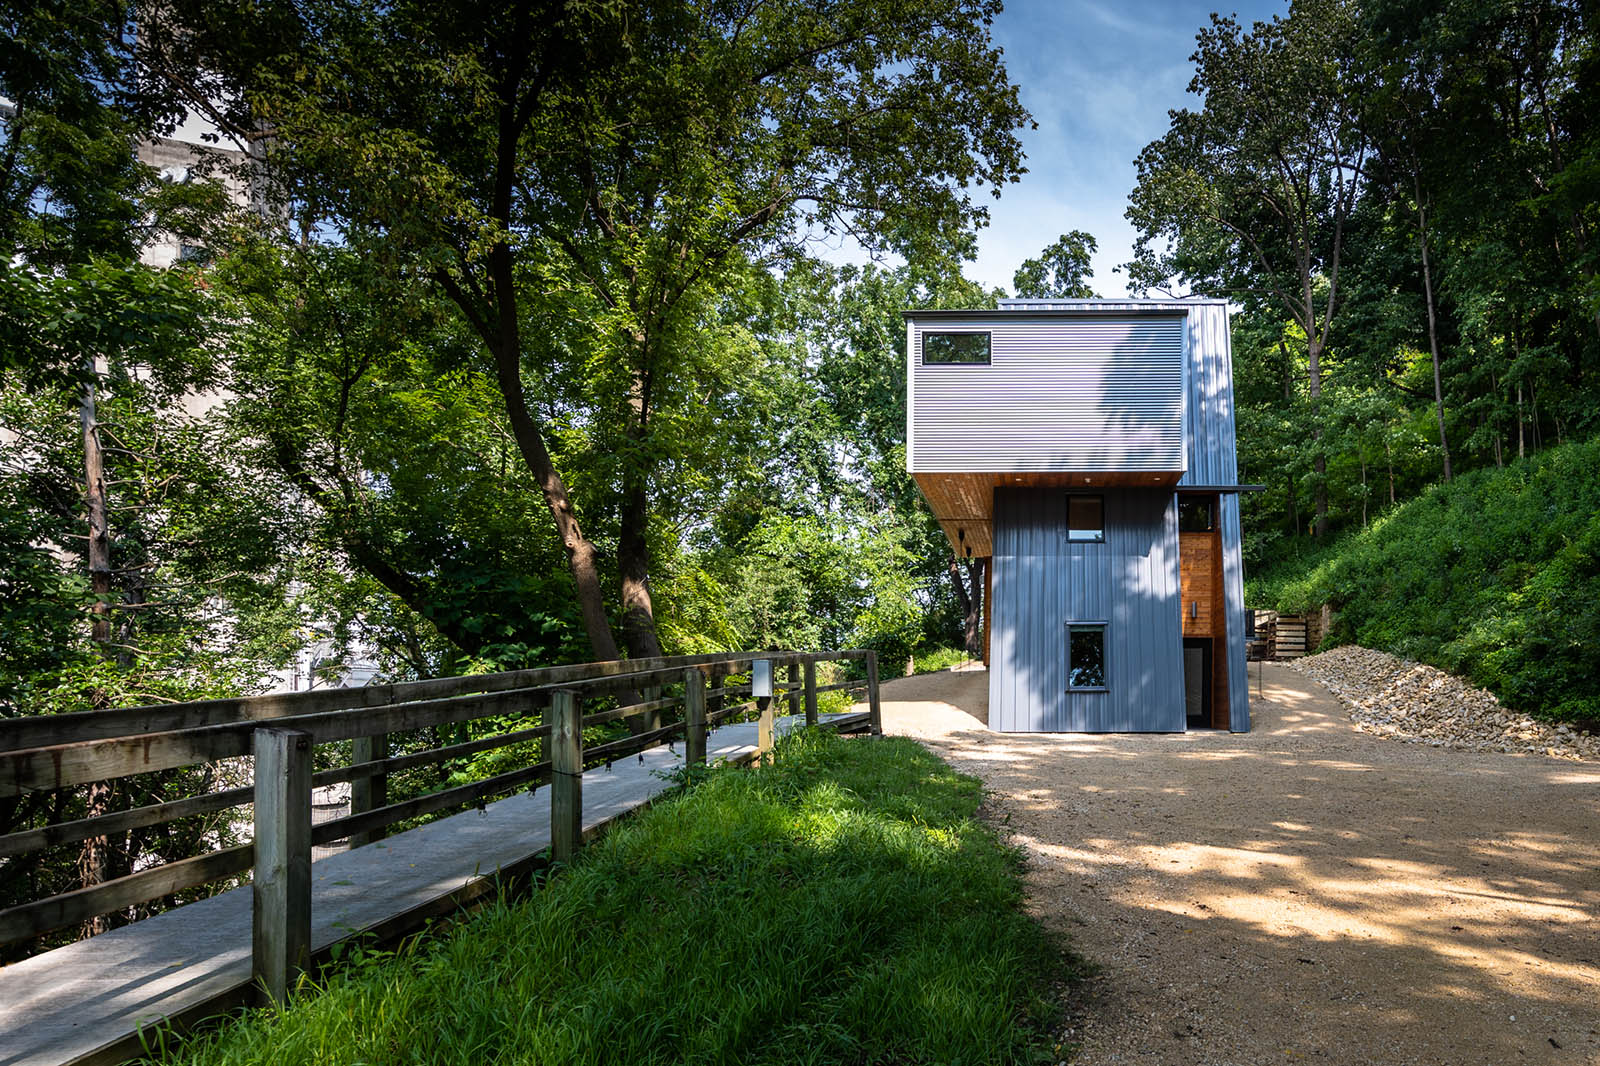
[752,659,774,762]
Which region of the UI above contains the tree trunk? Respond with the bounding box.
[1360,458,1367,527]
[1307,335,1327,538]
[949,558,982,655]
[1517,383,1526,459]
[490,344,621,663]
[475,231,621,664]
[617,475,663,662]
[79,358,113,936]
[964,559,984,655]
[1386,436,1396,506]
[617,349,665,665]
[82,365,111,648]
[1417,195,1452,482]
[430,82,626,666]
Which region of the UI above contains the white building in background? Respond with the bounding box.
[138,116,387,700]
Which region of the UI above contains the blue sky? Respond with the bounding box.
[961,0,1288,296]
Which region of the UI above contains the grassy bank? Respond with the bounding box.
[1247,438,1600,722]
[158,731,1073,1066]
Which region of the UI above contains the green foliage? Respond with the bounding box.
[1248,438,1600,722]
[158,732,1076,1066]
[1013,231,1098,299]
[910,646,974,674]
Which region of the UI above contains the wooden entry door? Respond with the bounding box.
[1178,496,1229,729]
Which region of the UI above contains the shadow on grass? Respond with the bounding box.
[155,730,1087,1066]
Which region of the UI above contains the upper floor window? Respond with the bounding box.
[921,331,990,365]
[1068,495,1104,542]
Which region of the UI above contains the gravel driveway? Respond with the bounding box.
[880,663,1600,1066]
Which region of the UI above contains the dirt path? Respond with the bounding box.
[880,664,1600,1066]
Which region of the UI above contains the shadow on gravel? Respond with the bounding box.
[882,664,1600,1066]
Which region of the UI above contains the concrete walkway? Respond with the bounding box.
[0,711,865,1066]
[881,664,1600,1066]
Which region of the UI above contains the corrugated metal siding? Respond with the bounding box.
[909,316,1186,473]
[1220,493,1251,731]
[1177,303,1239,486]
[1176,303,1249,729]
[990,488,1184,732]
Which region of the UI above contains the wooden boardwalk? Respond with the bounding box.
[0,711,867,1066]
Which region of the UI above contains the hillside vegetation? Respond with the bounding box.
[1247,439,1600,724]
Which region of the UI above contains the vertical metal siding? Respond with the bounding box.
[1220,493,1251,731]
[1176,303,1250,731]
[990,488,1184,732]
[1176,303,1240,487]
[909,316,1186,472]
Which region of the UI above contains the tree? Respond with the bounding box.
[1128,0,1370,536]
[1013,230,1098,299]
[165,0,1031,664]
[0,0,305,931]
[788,260,1004,654]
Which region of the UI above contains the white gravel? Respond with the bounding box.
[1288,645,1599,761]
[880,665,1600,1066]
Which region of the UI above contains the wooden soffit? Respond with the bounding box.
[912,470,1183,558]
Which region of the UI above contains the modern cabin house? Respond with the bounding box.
[905,299,1250,732]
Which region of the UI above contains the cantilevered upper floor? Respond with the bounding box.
[905,299,1238,557]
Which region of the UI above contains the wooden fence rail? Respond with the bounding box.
[0,649,881,1003]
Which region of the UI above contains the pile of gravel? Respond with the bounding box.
[1288,645,1599,761]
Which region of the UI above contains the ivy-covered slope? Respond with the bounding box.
[1247,439,1600,723]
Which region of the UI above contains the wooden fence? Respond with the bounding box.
[0,649,881,1002]
[1246,609,1328,660]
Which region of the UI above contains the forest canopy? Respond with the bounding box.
[3,0,1597,722]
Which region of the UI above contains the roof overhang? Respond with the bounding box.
[913,471,1183,558]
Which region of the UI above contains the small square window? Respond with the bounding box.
[921,331,990,364]
[1178,497,1215,532]
[1068,624,1106,689]
[1068,495,1103,542]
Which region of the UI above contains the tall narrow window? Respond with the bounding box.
[921,331,990,364]
[1067,624,1107,689]
[1068,495,1104,542]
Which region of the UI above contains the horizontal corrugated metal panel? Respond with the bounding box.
[909,316,1186,473]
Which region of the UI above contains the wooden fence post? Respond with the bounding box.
[253,727,311,1004]
[785,663,800,718]
[756,696,774,764]
[683,668,707,767]
[550,689,582,863]
[349,733,387,847]
[803,660,818,728]
[642,685,661,732]
[865,652,882,736]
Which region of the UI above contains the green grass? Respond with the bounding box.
[1246,437,1600,723]
[908,646,975,675]
[158,731,1076,1066]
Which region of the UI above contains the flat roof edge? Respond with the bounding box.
[903,304,1222,319]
